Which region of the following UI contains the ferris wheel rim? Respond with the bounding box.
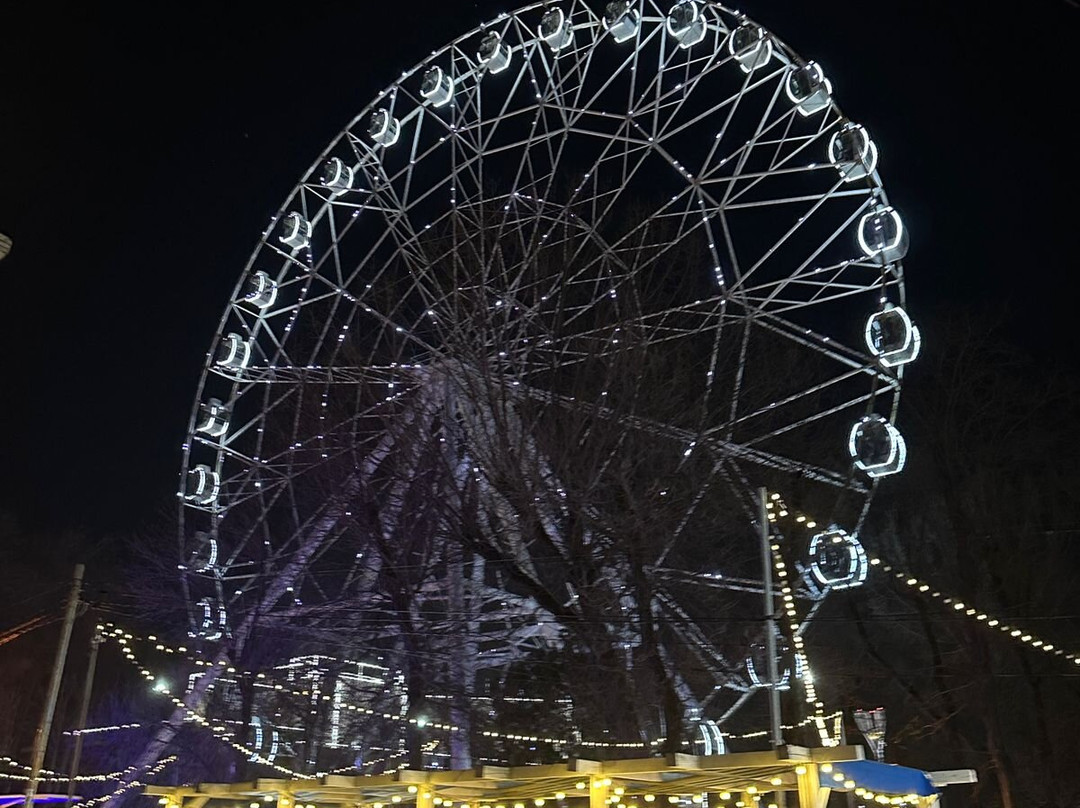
[173,1,916,742]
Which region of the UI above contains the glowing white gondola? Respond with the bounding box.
[476,31,512,73]
[185,531,219,573]
[848,415,907,478]
[746,634,794,690]
[858,203,909,263]
[666,0,707,48]
[368,108,400,147]
[197,596,227,640]
[420,65,454,108]
[216,333,252,371]
[728,22,772,72]
[185,464,220,505]
[248,716,281,764]
[241,271,278,310]
[195,397,231,438]
[786,61,832,116]
[807,528,868,590]
[697,720,726,755]
[865,303,921,367]
[320,156,354,196]
[603,1,640,43]
[829,122,878,182]
[278,212,311,250]
[539,8,574,51]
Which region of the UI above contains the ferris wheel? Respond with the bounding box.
[176,0,920,760]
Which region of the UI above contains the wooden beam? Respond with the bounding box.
[202,782,258,796]
[795,765,829,808]
[254,779,292,791]
[568,760,602,775]
[589,775,610,808]
[506,764,579,780]
[674,751,788,770]
[806,746,864,763]
[601,759,685,775]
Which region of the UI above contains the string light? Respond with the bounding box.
[0,755,176,786]
[63,723,143,738]
[872,559,1078,665]
[78,757,177,807]
[722,712,843,741]
[764,499,1079,666]
[96,622,846,762]
[96,625,664,760]
[767,533,834,747]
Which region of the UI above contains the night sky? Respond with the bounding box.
[0,1,1075,538]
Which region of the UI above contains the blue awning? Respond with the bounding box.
[828,761,938,797]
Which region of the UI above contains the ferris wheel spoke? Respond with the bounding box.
[716,365,875,435]
[720,185,872,299]
[753,311,892,379]
[654,591,742,685]
[512,378,864,491]
[652,567,768,596]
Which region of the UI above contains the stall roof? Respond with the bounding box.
[144,746,944,808]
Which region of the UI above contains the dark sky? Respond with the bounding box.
[0,1,1075,536]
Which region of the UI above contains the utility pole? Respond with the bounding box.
[66,628,102,807]
[759,489,786,808]
[25,564,84,808]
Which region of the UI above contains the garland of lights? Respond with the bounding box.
[93,486,1079,789]
[766,538,835,748]
[63,724,143,738]
[103,628,655,779]
[0,756,176,789]
[95,621,845,773]
[869,559,1078,665]
[76,757,177,807]
[763,495,1079,666]
[98,625,661,751]
[0,756,155,785]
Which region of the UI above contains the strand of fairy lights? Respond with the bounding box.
[97,624,663,750]
[106,629,642,780]
[724,711,842,741]
[0,746,408,789]
[771,541,833,748]
[0,756,152,784]
[99,629,308,778]
[77,756,177,807]
[97,623,838,756]
[869,558,1078,665]
[63,723,143,738]
[817,762,922,806]
[20,634,845,787]
[762,497,1079,667]
[0,756,177,789]
[762,497,835,748]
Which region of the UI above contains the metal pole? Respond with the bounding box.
[25,564,84,808]
[759,490,787,808]
[839,717,855,808]
[759,489,783,748]
[65,629,102,807]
